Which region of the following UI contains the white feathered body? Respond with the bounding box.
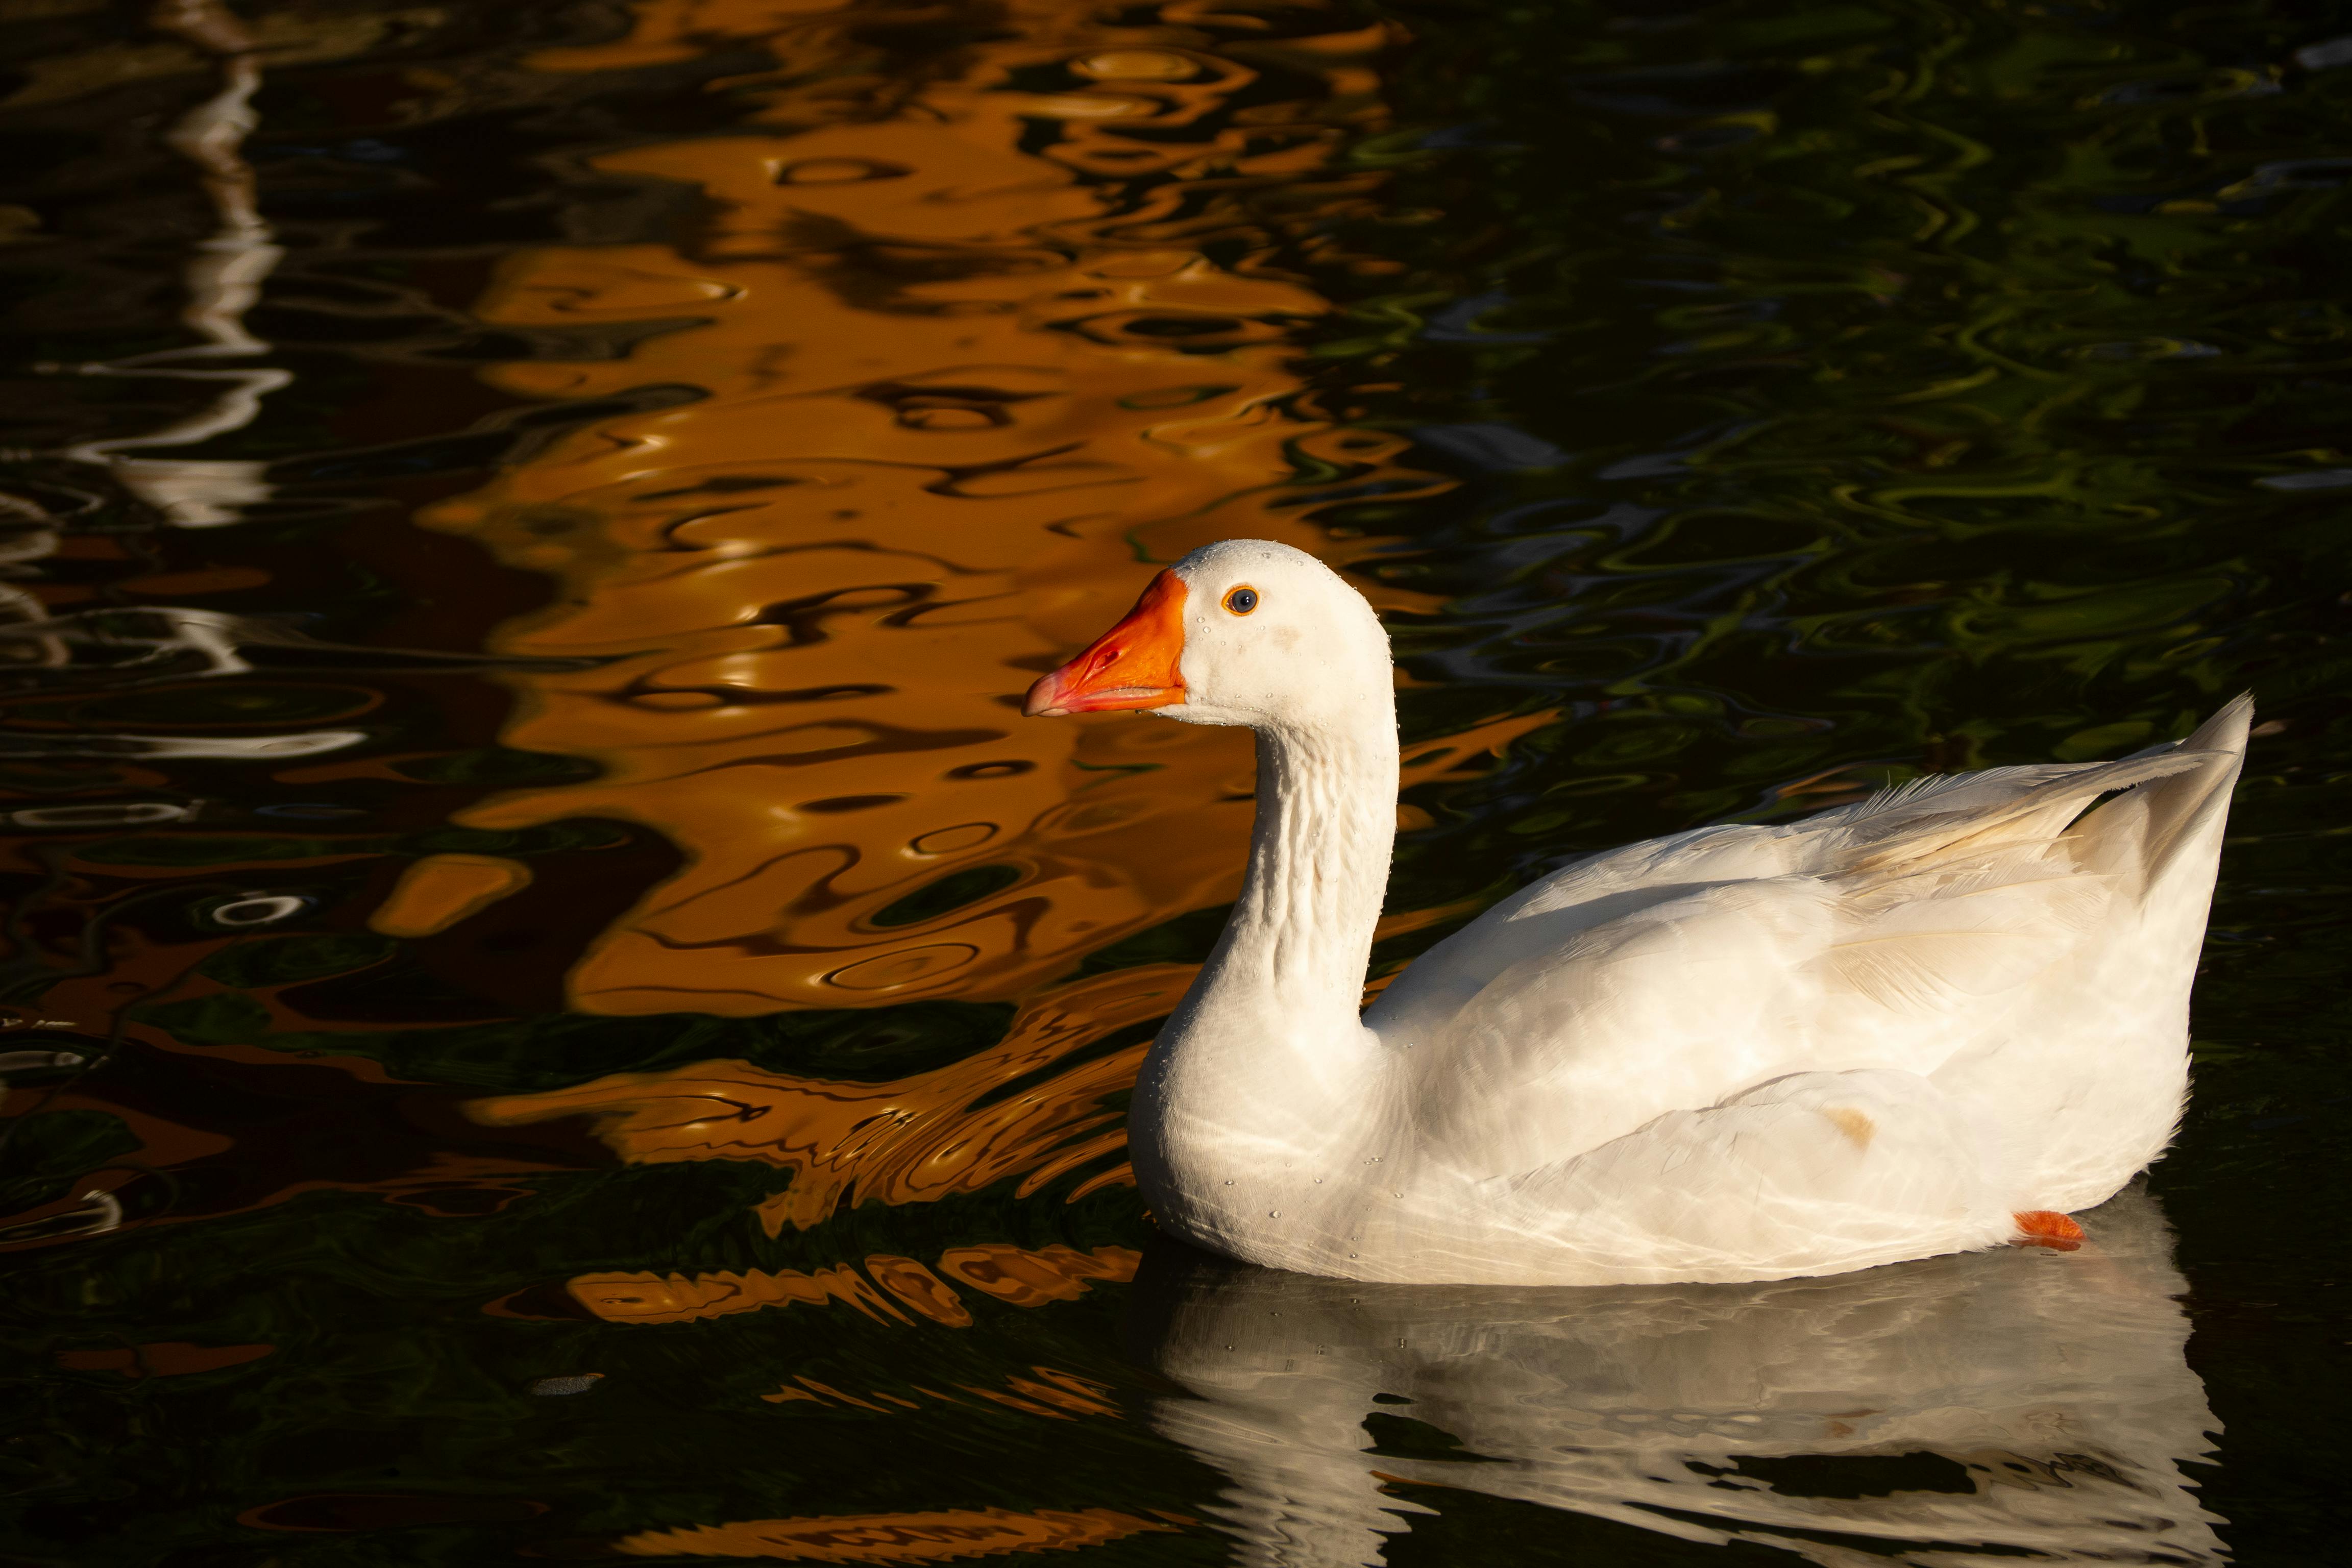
[1132,690,2246,1286]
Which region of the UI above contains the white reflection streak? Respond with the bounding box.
[0,730,368,760]
[0,492,67,667]
[60,0,285,528]
[1137,1187,2223,1568]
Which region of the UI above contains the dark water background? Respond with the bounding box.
[3,1,2348,1563]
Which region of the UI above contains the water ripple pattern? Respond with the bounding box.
[0,2,2346,1565]
[418,0,1451,1015]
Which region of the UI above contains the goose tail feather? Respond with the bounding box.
[2124,692,2252,885]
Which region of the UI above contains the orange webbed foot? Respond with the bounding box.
[2012,1209,2084,1251]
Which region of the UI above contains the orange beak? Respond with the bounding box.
[1023,570,1188,717]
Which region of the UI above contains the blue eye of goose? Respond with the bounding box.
[1224,586,1258,615]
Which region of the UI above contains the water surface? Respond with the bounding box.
[2,1,2347,1563]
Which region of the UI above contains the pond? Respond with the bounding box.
[2,0,2346,1562]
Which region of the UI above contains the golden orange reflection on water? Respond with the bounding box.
[765,1364,1121,1420]
[420,0,1448,1015]
[473,964,1185,1224]
[616,1504,1184,1562]
[560,1240,1140,1326]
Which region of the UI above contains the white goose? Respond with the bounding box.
[1025,540,2248,1286]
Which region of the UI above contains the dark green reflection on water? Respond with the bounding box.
[3,1,2349,1564]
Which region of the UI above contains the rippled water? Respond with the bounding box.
[3,0,2347,1562]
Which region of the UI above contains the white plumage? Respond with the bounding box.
[1026,539,2248,1285]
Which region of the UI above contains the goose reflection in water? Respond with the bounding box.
[1128,1186,2220,1567]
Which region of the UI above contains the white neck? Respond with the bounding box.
[1129,694,1400,1204]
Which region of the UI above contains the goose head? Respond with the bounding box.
[1024,540,1392,732]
